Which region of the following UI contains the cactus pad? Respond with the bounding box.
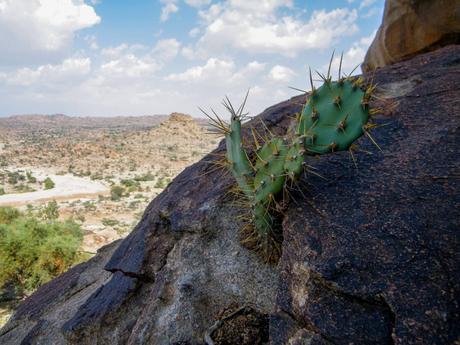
[225,115,254,197]
[299,79,370,154]
[253,138,288,203]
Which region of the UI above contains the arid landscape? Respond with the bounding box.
[0,113,218,325]
[0,112,217,251]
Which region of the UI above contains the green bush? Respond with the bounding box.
[0,187,5,195]
[0,207,85,293]
[120,179,140,190]
[43,177,55,190]
[39,201,59,220]
[110,185,125,201]
[154,177,166,189]
[0,208,20,224]
[14,184,36,193]
[26,171,37,183]
[7,172,25,185]
[101,218,119,227]
[134,172,155,182]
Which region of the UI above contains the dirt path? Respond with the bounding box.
[0,170,109,207]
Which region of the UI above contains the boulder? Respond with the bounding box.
[1,45,459,344]
[363,0,460,71]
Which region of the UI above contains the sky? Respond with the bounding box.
[0,0,384,117]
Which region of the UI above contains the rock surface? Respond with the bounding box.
[1,45,459,344]
[363,0,460,71]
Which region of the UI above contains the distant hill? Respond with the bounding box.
[0,114,173,131]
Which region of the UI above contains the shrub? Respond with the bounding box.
[0,207,20,224]
[43,177,55,190]
[120,179,140,189]
[39,201,59,220]
[0,187,5,195]
[0,207,85,293]
[101,218,119,227]
[14,184,36,193]
[134,172,155,182]
[7,172,24,185]
[26,171,37,183]
[110,185,125,201]
[154,177,166,189]
[128,200,141,209]
[82,201,96,211]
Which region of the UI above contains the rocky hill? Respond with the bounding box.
[0,112,214,176]
[1,45,458,344]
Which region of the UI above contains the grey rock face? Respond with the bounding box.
[1,45,459,345]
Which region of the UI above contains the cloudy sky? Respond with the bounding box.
[0,0,384,117]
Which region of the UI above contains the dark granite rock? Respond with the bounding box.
[0,45,459,345]
[273,45,460,344]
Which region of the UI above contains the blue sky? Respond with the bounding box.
[0,0,384,117]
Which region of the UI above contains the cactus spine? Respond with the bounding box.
[204,56,380,263]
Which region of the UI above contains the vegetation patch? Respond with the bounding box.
[0,206,86,294]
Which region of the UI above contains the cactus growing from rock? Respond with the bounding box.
[204,56,380,263]
[299,71,373,154]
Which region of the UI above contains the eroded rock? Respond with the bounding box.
[363,0,460,71]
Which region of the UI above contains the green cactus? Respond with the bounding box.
[225,113,254,197]
[299,76,371,154]
[203,56,379,264]
[253,138,288,203]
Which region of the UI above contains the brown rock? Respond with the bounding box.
[363,0,460,71]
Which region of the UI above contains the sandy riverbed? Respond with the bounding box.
[0,169,109,207]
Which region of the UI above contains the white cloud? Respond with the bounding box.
[222,0,293,13]
[152,39,181,61]
[184,0,211,7]
[181,46,196,60]
[194,3,358,57]
[166,58,266,86]
[359,0,377,9]
[269,65,294,82]
[160,0,179,22]
[189,28,200,37]
[166,58,235,82]
[362,6,380,18]
[5,57,91,87]
[0,0,100,64]
[94,40,179,85]
[100,55,158,79]
[101,44,130,58]
[100,44,148,59]
[84,35,99,50]
[0,48,290,118]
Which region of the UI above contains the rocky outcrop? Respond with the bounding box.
[168,112,194,122]
[363,0,460,71]
[1,45,459,344]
